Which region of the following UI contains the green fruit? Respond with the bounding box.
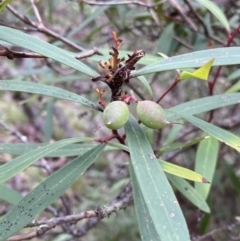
[103,101,129,130]
[136,100,168,129]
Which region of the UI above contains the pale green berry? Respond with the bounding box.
[136,100,168,129]
[103,101,129,130]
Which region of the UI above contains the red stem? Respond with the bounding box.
[208,24,240,122]
[156,75,180,104]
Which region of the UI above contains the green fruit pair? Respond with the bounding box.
[103,100,168,130]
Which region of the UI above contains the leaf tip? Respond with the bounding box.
[202,177,210,183]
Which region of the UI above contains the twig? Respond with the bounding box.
[74,47,103,59]
[207,24,240,122]
[30,0,43,24]
[156,74,180,103]
[0,45,102,60]
[168,0,198,32]
[7,4,85,51]
[0,120,28,142]
[69,0,165,8]
[193,219,240,241]
[183,0,225,45]
[7,182,132,240]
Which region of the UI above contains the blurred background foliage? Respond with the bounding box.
[0,0,240,240]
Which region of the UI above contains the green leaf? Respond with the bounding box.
[227,69,240,82]
[0,26,98,77]
[130,163,161,241]
[167,175,210,213]
[195,0,230,32]
[0,80,101,111]
[0,137,93,184]
[43,98,55,143]
[225,80,240,93]
[67,6,110,38]
[0,0,13,12]
[125,115,190,241]
[137,76,153,98]
[180,58,214,81]
[0,184,22,205]
[166,93,240,122]
[0,143,117,157]
[0,144,105,240]
[160,136,206,155]
[195,136,219,200]
[225,164,240,195]
[163,121,183,145]
[133,47,240,76]
[159,160,209,183]
[174,112,240,152]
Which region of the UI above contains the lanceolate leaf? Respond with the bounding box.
[174,112,240,152]
[167,174,210,213]
[0,143,117,157]
[195,0,230,32]
[133,47,240,76]
[0,80,101,111]
[130,163,161,241]
[166,93,240,122]
[159,160,209,183]
[0,26,98,77]
[125,115,190,241]
[0,137,93,184]
[0,144,105,240]
[195,136,219,200]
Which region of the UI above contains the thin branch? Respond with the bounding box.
[183,0,225,45]
[7,4,85,51]
[193,220,240,241]
[0,119,28,142]
[69,0,165,8]
[156,74,180,103]
[0,45,102,60]
[30,0,43,24]
[168,0,198,32]
[7,182,132,240]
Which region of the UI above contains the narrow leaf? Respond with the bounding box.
[133,47,240,76]
[195,136,219,200]
[43,98,55,143]
[195,0,230,32]
[0,184,22,205]
[225,81,240,93]
[159,160,209,183]
[130,163,161,241]
[0,144,105,240]
[174,112,240,152]
[167,174,210,213]
[125,115,190,241]
[166,93,240,122]
[0,143,116,157]
[160,136,206,155]
[137,76,153,97]
[180,58,214,81]
[0,26,98,77]
[0,80,101,111]
[0,0,13,12]
[0,137,93,184]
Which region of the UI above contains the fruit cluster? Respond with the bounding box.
[103,100,168,130]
